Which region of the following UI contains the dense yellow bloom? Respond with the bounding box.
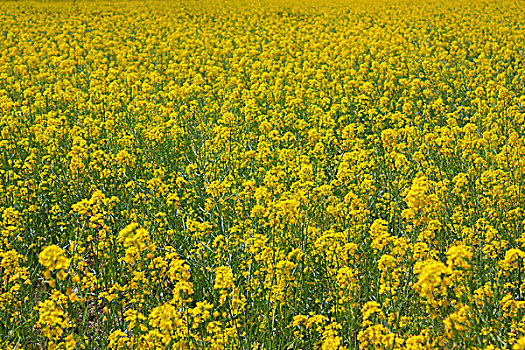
[36,298,71,340]
[357,324,403,350]
[149,302,184,332]
[370,219,391,252]
[321,323,346,350]
[443,304,472,338]
[514,337,525,350]
[500,248,525,271]
[118,223,154,258]
[214,266,234,290]
[38,245,70,272]
[446,244,472,270]
[405,333,429,350]
[2,0,525,347]
[381,129,397,149]
[361,301,385,327]
[414,260,451,299]
[107,330,131,349]
[404,176,430,212]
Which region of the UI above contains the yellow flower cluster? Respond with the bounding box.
[39,245,71,272]
[2,0,525,348]
[39,245,71,286]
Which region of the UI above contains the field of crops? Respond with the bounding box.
[1,0,525,348]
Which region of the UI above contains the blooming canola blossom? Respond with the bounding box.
[1,0,525,348]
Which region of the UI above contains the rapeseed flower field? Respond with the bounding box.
[1,0,525,348]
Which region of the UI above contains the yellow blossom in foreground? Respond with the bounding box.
[414,259,452,299]
[38,245,70,271]
[514,337,525,350]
